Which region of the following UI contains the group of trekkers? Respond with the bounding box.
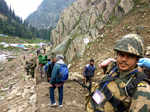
[24,45,47,79]
[25,33,150,112]
[36,45,47,56]
[26,51,69,107]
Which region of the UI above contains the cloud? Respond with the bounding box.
[5,0,43,20]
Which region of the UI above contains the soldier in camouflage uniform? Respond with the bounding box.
[25,58,37,78]
[86,34,150,112]
[25,61,30,75]
[30,58,37,78]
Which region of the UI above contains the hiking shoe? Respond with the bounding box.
[48,103,56,107]
[58,105,63,108]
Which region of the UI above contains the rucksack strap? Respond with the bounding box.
[90,81,127,112]
[144,79,150,84]
[99,82,127,112]
[125,71,147,96]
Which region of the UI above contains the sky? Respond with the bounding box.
[5,0,43,20]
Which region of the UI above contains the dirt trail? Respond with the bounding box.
[36,81,86,112]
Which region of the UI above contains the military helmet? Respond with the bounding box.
[114,34,144,57]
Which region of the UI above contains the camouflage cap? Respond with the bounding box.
[114,34,144,57]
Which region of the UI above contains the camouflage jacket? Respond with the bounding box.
[86,62,150,112]
[25,58,37,69]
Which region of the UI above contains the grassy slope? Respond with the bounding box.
[0,35,49,51]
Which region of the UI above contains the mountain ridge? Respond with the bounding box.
[26,0,75,29]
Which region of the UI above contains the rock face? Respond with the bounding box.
[26,0,75,29]
[50,0,134,63]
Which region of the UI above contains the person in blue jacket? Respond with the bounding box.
[49,54,66,108]
[83,59,96,84]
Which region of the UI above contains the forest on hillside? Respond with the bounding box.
[0,0,51,40]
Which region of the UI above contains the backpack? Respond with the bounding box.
[55,64,69,83]
[47,62,55,78]
[58,64,69,82]
[84,64,96,77]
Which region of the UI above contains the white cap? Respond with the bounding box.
[56,54,64,60]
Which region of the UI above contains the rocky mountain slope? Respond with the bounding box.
[26,0,75,29]
[50,0,139,63]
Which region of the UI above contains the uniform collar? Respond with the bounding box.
[118,67,138,79]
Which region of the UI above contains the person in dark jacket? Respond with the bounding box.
[47,54,56,82]
[36,48,41,56]
[49,54,66,107]
[83,59,96,84]
[44,58,51,81]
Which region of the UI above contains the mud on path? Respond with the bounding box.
[36,79,86,112]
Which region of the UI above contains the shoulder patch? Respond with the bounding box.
[137,82,146,87]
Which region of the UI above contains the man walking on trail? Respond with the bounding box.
[49,54,68,107]
[83,59,96,84]
[36,48,41,56]
[47,54,57,82]
[38,54,48,79]
[25,58,37,78]
[42,45,46,54]
[25,61,30,76]
[30,58,37,78]
[86,34,150,112]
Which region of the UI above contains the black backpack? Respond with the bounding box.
[47,62,55,78]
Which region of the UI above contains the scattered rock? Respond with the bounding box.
[69,72,83,80]
[146,46,150,56]
[29,94,36,105]
[0,96,5,100]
